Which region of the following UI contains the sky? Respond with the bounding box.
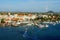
[0,0,60,12]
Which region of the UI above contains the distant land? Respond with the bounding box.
[0,11,60,14]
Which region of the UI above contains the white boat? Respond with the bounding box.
[56,21,59,24]
[43,22,50,24]
[59,21,60,23]
[39,24,45,28]
[16,22,21,25]
[27,23,32,26]
[53,23,56,26]
[45,24,49,27]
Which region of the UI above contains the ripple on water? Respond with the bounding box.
[0,24,60,40]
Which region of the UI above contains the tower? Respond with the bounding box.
[8,9,11,16]
[46,5,48,12]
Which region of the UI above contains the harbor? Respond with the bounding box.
[0,0,60,40]
[0,12,60,40]
[0,12,60,28]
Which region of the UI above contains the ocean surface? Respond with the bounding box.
[0,23,60,40]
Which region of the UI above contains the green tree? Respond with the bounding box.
[1,18,5,23]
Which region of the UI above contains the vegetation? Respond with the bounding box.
[1,18,5,23]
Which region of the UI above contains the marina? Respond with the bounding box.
[0,0,60,40]
[0,12,60,28]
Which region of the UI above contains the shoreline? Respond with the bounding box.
[0,21,60,27]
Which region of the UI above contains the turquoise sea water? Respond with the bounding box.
[0,23,60,40]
